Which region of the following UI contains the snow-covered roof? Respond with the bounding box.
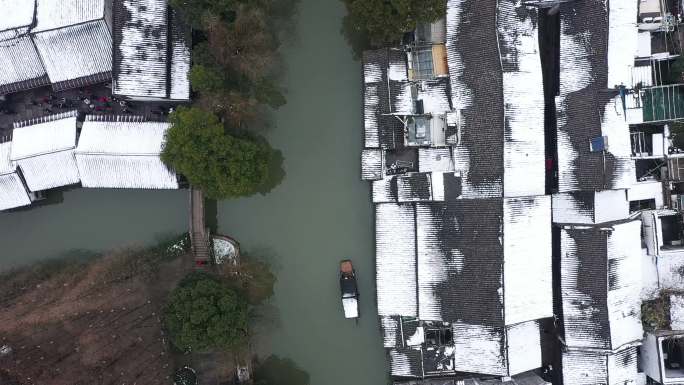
[656,252,684,291]
[1,0,35,33]
[376,203,417,317]
[362,48,407,149]
[562,346,639,385]
[561,221,643,351]
[32,20,113,86]
[361,148,383,180]
[607,0,638,88]
[498,0,546,198]
[552,190,630,225]
[418,148,453,173]
[556,1,635,192]
[0,142,31,211]
[112,0,167,98]
[415,197,551,325]
[75,117,178,189]
[390,348,424,377]
[169,9,191,100]
[453,321,542,377]
[503,197,553,325]
[0,36,50,95]
[32,0,105,33]
[11,112,78,160]
[446,0,545,198]
[380,316,401,348]
[112,0,191,100]
[1,0,113,93]
[372,175,397,203]
[11,111,80,191]
[397,173,433,202]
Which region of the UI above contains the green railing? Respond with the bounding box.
[643,85,684,122]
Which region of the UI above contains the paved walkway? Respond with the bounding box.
[0,83,176,136]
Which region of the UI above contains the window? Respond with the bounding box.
[425,328,453,346]
[413,48,434,80]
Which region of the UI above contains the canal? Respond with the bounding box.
[0,0,388,384]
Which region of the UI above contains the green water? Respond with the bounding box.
[0,0,387,383]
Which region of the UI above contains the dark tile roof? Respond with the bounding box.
[112,0,190,100]
[363,48,406,150]
[556,0,634,192]
[390,348,424,378]
[560,221,643,350]
[398,173,433,202]
[446,0,505,191]
[416,199,504,325]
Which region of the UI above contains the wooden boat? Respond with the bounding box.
[340,260,359,319]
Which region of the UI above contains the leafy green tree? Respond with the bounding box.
[161,107,273,199]
[164,272,249,351]
[341,0,446,52]
[220,255,277,305]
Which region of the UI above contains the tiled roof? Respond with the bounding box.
[397,173,433,202]
[447,0,546,198]
[561,346,639,385]
[0,0,35,33]
[33,20,113,85]
[380,316,401,348]
[607,0,638,88]
[560,221,643,351]
[418,148,453,173]
[376,203,417,317]
[446,0,504,197]
[552,190,629,225]
[556,1,635,192]
[112,0,191,100]
[32,0,105,33]
[13,150,80,191]
[498,1,546,198]
[11,111,78,160]
[169,9,191,100]
[390,348,424,377]
[0,36,50,94]
[0,142,31,211]
[362,48,408,150]
[1,0,115,93]
[112,0,168,98]
[452,321,542,377]
[11,111,80,191]
[361,148,383,181]
[75,117,178,189]
[415,196,551,325]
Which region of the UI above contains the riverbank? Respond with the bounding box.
[0,238,281,384]
[0,239,192,384]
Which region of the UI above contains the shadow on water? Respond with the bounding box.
[256,148,286,196]
[6,184,81,213]
[205,198,218,234]
[253,355,310,385]
[340,12,371,60]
